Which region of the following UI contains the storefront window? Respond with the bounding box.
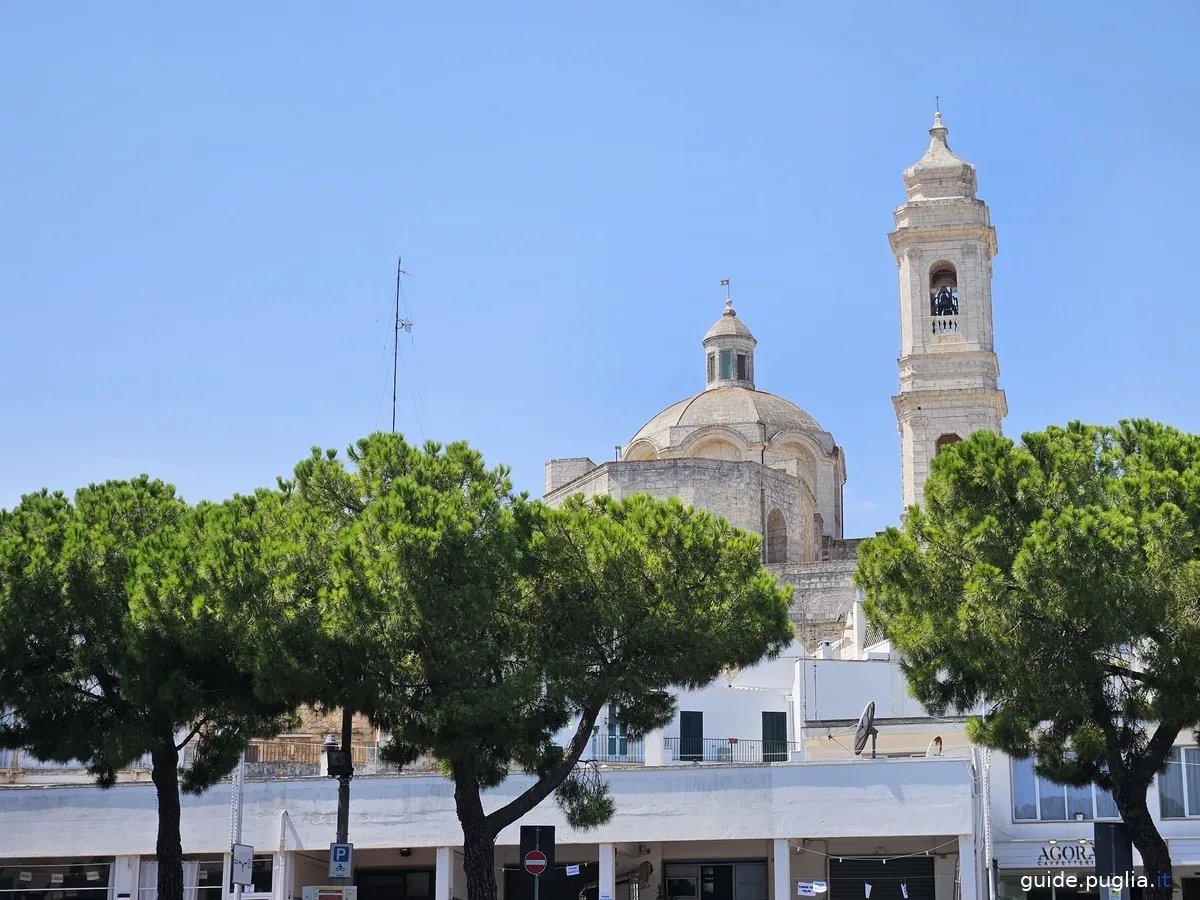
[0,861,112,900]
[998,874,1100,900]
[1011,757,1119,822]
[138,856,270,900]
[665,863,766,900]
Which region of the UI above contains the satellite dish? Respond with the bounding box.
[853,701,878,758]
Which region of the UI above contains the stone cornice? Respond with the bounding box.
[889,223,998,258]
[892,388,1008,419]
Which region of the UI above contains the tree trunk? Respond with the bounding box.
[454,763,498,900]
[151,741,184,900]
[1115,779,1173,900]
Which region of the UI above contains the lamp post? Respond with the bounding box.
[324,710,355,886]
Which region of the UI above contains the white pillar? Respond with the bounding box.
[958,836,978,900]
[272,853,293,900]
[644,731,664,767]
[113,856,138,900]
[773,840,791,900]
[852,589,867,659]
[436,848,454,900]
[598,844,616,900]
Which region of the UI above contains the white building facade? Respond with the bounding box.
[6,115,1195,900]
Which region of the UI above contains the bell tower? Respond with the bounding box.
[890,113,1007,509]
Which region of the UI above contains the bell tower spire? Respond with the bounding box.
[889,112,1007,510]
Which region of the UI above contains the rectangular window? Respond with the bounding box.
[1012,756,1038,820]
[1038,771,1067,820]
[249,857,273,895]
[707,353,716,383]
[666,866,699,900]
[1010,757,1119,822]
[0,862,112,900]
[736,353,747,380]
[1160,747,1188,817]
[1095,785,1120,819]
[719,350,732,380]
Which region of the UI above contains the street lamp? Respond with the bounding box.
[324,719,355,886]
[325,733,353,780]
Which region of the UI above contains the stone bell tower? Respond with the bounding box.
[890,113,1007,510]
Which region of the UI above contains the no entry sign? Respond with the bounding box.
[523,850,548,876]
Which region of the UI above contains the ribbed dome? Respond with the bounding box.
[704,300,756,342]
[903,112,978,202]
[628,387,827,450]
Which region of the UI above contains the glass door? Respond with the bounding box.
[606,708,631,761]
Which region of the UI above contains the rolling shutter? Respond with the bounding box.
[828,857,935,900]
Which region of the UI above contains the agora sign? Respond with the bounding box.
[1038,843,1095,866]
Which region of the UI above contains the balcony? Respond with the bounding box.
[663,737,798,764]
[585,723,646,765]
[0,742,442,785]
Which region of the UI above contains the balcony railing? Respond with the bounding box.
[586,730,646,765]
[663,737,797,764]
[4,735,803,783]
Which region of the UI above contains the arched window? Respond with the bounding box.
[765,509,787,564]
[935,433,962,455]
[929,262,959,317]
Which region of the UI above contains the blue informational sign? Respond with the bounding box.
[329,844,354,879]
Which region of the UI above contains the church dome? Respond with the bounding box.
[623,295,836,459]
[902,112,978,202]
[628,386,829,453]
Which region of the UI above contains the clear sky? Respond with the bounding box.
[2,3,1198,537]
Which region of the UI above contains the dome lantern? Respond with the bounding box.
[703,297,756,390]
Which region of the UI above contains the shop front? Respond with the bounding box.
[994,841,1114,900]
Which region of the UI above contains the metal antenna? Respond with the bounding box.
[935,95,940,113]
[393,256,412,433]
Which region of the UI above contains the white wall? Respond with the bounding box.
[800,659,928,723]
[549,644,804,752]
[0,758,975,858]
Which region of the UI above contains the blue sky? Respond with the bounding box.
[2,2,1198,537]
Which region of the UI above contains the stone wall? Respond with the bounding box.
[292,708,376,744]
[545,458,817,562]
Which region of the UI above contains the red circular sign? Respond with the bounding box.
[523,851,548,876]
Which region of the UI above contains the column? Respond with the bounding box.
[598,844,616,900]
[958,836,978,900]
[112,856,138,900]
[644,731,664,767]
[773,840,791,900]
[436,848,454,900]
[272,853,293,900]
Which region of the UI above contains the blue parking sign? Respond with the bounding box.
[329,844,354,878]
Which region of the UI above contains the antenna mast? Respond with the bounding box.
[392,256,412,433]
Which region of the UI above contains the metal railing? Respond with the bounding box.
[5,735,805,782]
[663,737,798,764]
[586,728,646,764]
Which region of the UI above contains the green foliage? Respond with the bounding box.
[291,432,792,896]
[0,479,312,783]
[0,478,319,900]
[855,420,1200,872]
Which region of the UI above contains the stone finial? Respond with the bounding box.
[930,111,950,147]
[723,297,735,316]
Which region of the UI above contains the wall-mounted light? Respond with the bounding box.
[1048,840,1058,846]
